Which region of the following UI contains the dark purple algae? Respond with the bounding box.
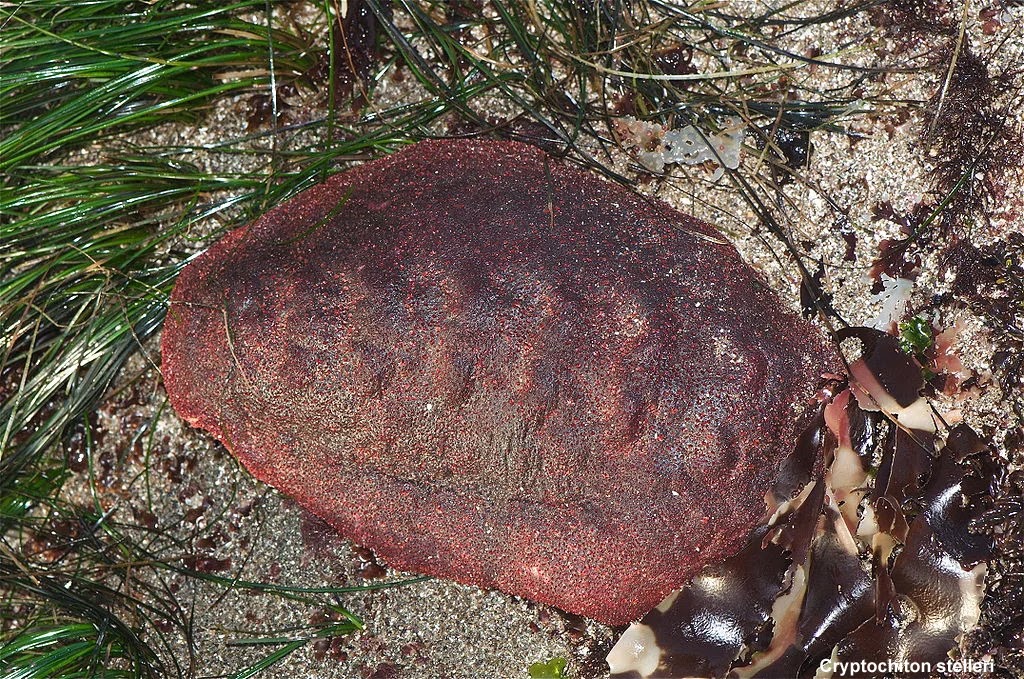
[161,139,838,625]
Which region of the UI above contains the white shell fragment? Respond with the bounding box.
[614,116,747,179]
[867,274,914,330]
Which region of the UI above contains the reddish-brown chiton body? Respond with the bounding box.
[162,139,836,624]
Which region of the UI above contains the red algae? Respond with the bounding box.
[161,139,837,625]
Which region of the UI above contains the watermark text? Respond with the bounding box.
[819,657,995,676]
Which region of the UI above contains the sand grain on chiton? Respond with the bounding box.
[161,139,838,625]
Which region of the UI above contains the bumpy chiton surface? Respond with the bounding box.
[161,139,836,625]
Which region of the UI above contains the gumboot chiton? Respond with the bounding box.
[161,139,837,625]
